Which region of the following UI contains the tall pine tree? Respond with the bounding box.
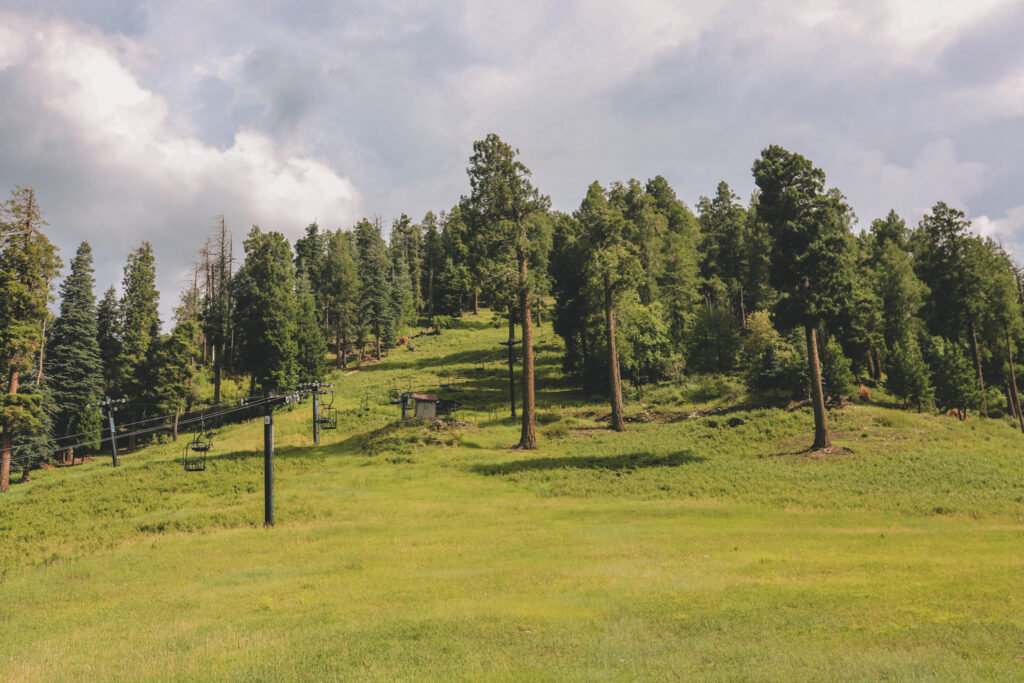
[48,242,103,456]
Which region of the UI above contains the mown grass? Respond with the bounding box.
[2,310,1024,680]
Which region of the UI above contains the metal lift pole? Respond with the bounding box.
[264,401,274,527]
[312,389,320,446]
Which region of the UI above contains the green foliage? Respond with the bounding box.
[151,320,198,416]
[96,285,121,390]
[355,218,394,355]
[618,301,674,384]
[233,227,298,393]
[885,332,933,409]
[820,336,856,399]
[922,336,980,414]
[0,186,61,389]
[47,242,103,449]
[294,276,327,383]
[114,242,161,408]
[686,306,742,374]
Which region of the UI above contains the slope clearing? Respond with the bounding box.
[2,311,1024,680]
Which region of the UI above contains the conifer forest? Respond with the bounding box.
[3,135,1023,492]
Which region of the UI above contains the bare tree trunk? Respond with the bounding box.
[866,351,876,382]
[473,290,479,315]
[518,250,537,449]
[507,313,517,419]
[970,322,988,417]
[213,343,222,405]
[805,325,830,450]
[605,276,625,432]
[1007,334,1024,433]
[172,413,179,442]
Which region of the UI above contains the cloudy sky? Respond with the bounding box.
[2,0,1023,324]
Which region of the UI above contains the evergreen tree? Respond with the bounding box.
[422,211,443,317]
[697,181,750,321]
[48,242,103,455]
[885,332,933,410]
[462,134,550,449]
[294,275,327,383]
[355,218,394,361]
[0,186,61,490]
[200,216,233,404]
[96,286,122,391]
[389,214,423,314]
[115,242,161,401]
[324,229,360,369]
[753,146,853,449]
[576,181,642,431]
[233,227,298,394]
[390,253,416,332]
[151,321,198,440]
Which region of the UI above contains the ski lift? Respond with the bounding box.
[388,378,403,405]
[182,417,212,472]
[358,390,371,417]
[317,391,338,430]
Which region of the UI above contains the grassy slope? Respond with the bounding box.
[2,311,1024,680]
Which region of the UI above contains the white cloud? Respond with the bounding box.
[0,10,361,323]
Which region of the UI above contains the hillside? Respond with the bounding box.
[2,310,1024,680]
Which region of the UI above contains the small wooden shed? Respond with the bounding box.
[400,393,437,419]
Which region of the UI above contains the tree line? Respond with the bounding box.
[3,137,1024,490]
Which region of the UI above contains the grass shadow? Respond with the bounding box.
[472,449,705,476]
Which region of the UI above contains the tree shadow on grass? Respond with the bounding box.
[472,449,705,475]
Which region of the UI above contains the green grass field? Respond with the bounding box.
[3,311,1024,680]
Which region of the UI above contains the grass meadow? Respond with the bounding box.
[2,311,1024,680]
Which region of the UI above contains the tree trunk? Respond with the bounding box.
[172,413,179,441]
[1007,334,1024,433]
[872,348,883,380]
[866,351,876,382]
[0,434,11,493]
[507,314,517,419]
[9,368,19,395]
[605,277,625,432]
[518,250,537,449]
[336,321,344,369]
[969,322,988,417]
[738,287,746,328]
[473,290,479,316]
[427,268,435,318]
[805,325,830,450]
[213,344,222,405]
[36,320,45,385]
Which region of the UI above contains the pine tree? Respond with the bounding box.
[885,332,933,410]
[390,252,415,332]
[462,134,550,449]
[0,186,61,491]
[96,286,121,392]
[232,227,298,394]
[48,242,103,456]
[151,321,198,440]
[753,146,853,449]
[576,181,642,431]
[355,218,393,361]
[324,229,360,369]
[294,275,327,383]
[422,211,443,317]
[115,242,161,401]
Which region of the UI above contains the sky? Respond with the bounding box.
[1,0,1023,326]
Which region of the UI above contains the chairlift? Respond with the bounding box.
[182,417,212,472]
[358,390,371,417]
[317,391,338,430]
[388,378,403,405]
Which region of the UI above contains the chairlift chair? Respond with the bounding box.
[182,418,212,472]
[317,391,339,430]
